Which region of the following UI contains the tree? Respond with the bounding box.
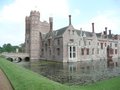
[0,46,3,53]
[1,43,19,53]
[19,43,25,52]
[0,43,25,53]
[3,43,13,52]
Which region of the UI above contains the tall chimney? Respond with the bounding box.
[105,27,107,35]
[109,30,111,35]
[69,15,71,25]
[80,28,82,36]
[92,23,94,33]
[49,17,53,32]
[103,31,106,35]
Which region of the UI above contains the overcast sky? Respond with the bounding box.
[0,0,120,46]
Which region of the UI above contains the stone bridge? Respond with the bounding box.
[1,52,30,62]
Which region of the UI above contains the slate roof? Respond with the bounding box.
[108,34,113,39]
[44,26,69,39]
[55,26,68,36]
[75,30,93,37]
[96,33,102,38]
[96,33,115,39]
[44,26,94,39]
[42,25,117,40]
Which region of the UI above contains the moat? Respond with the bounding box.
[18,59,120,85]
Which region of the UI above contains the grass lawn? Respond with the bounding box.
[0,57,120,90]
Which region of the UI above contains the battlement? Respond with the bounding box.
[30,10,40,17]
[25,16,30,21]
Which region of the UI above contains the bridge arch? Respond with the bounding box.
[24,57,30,62]
[7,57,13,62]
[2,53,29,62]
[14,57,22,62]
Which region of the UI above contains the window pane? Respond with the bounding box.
[70,46,72,52]
[70,53,72,58]
[73,53,76,58]
[87,48,89,55]
[81,48,84,55]
[101,43,103,49]
[73,46,75,52]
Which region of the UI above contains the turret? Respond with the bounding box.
[30,10,40,24]
[30,10,40,19]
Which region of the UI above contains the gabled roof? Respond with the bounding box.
[44,26,95,40]
[96,33,114,39]
[44,26,69,39]
[54,26,69,36]
[96,33,102,38]
[108,34,113,39]
[75,30,93,37]
[43,25,117,40]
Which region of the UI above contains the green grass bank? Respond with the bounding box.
[0,57,120,90]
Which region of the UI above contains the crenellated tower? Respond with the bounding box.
[29,10,41,60]
[25,10,40,60]
[25,10,51,61]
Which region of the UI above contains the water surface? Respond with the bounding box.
[17,59,120,85]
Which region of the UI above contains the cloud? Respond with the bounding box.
[0,0,70,46]
[0,0,70,23]
[75,10,120,34]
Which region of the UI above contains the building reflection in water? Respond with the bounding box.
[18,59,120,85]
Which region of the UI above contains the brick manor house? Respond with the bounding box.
[25,10,120,62]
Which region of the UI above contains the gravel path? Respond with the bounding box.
[0,69,13,90]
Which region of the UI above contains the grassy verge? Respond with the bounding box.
[0,57,120,90]
[0,57,70,90]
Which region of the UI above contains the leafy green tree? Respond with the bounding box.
[19,43,25,52]
[0,43,25,53]
[1,43,19,53]
[0,46,3,53]
[3,43,13,52]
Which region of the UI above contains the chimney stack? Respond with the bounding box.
[69,15,71,25]
[109,30,111,35]
[103,31,106,35]
[105,27,107,35]
[92,23,94,33]
[49,17,53,32]
[80,28,82,36]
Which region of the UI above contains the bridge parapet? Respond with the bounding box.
[2,52,29,62]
